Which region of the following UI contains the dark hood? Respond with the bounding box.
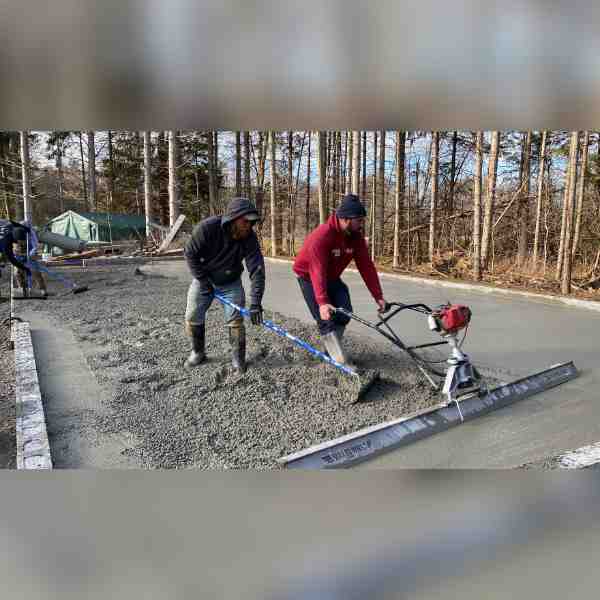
[221,197,260,227]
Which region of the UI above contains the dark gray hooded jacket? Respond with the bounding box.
[0,219,31,273]
[184,198,265,305]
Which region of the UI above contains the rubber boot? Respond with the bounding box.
[322,329,355,370]
[229,321,246,374]
[335,324,357,369]
[184,322,206,368]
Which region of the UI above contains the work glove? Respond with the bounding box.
[249,303,263,326]
[198,277,214,297]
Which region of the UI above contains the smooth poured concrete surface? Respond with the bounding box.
[52,260,600,468]
[18,311,140,468]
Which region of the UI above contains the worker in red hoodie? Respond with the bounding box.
[293,194,388,367]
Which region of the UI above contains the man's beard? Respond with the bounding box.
[230,223,248,240]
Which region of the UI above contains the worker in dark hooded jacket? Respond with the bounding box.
[0,220,32,293]
[183,198,265,373]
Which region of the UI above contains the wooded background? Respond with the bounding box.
[1,130,598,295]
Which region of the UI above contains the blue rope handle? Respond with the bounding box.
[213,292,358,378]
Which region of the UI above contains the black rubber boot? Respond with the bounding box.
[185,322,206,368]
[229,322,246,374]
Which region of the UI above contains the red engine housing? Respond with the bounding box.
[434,304,471,334]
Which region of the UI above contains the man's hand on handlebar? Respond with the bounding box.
[376,298,390,314]
[319,304,336,321]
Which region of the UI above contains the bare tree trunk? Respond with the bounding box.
[449,131,458,214]
[543,159,551,275]
[362,131,367,201]
[337,131,343,206]
[287,130,294,254]
[370,132,378,260]
[482,131,500,268]
[107,130,115,200]
[134,132,142,215]
[532,130,548,268]
[352,131,361,194]
[154,132,166,225]
[143,131,153,237]
[56,139,64,213]
[235,131,242,196]
[317,131,327,224]
[325,131,332,216]
[269,131,278,256]
[87,130,96,211]
[393,131,406,269]
[213,129,220,210]
[346,130,353,195]
[556,134,577,281]
[328,132,334,214]
[561,131,580,294]
[572,130,589,258]
[377,130,386,256]
[472,131,483,280]
[517,130,532,266]
[428,132,439,264]
[168,130,180,227]
[332,131,337,210]
[0,151,10,220]
[306,131,312,233]
[78,132,88,209]
[406,153,412,266]
[244,131,251,199]
[19,131,32,224]
[206,131,217,215]
[341,131,348,195]
[6,134,21,221]
[255,131,267,217]
[291,132,307,254]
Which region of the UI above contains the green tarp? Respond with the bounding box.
[44,210,146,255]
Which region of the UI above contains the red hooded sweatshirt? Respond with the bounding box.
[293,214,383,306]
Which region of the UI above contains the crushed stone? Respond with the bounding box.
[17,264,501,469]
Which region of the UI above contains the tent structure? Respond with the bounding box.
[44,210,146,255]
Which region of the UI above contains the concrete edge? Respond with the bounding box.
[265,257,600,313]
[14,321,53,470]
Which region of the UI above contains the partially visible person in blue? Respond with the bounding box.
[0,220,32,297]
[183,198,265,373]
[14,223,47,298]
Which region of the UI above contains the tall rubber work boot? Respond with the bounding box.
[184,322,206,368]
[229,321,246,374]
[335,324,357,369]
[322,329,356,370]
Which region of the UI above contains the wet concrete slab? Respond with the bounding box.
[19,311,140,468]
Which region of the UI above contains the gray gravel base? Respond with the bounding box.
[18,265,500,469]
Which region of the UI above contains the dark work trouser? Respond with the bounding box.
[296,277,352,335]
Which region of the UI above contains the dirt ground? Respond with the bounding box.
[13,263,504,469]
[0,287,16,469]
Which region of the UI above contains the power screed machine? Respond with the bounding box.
[335,301,483,419]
